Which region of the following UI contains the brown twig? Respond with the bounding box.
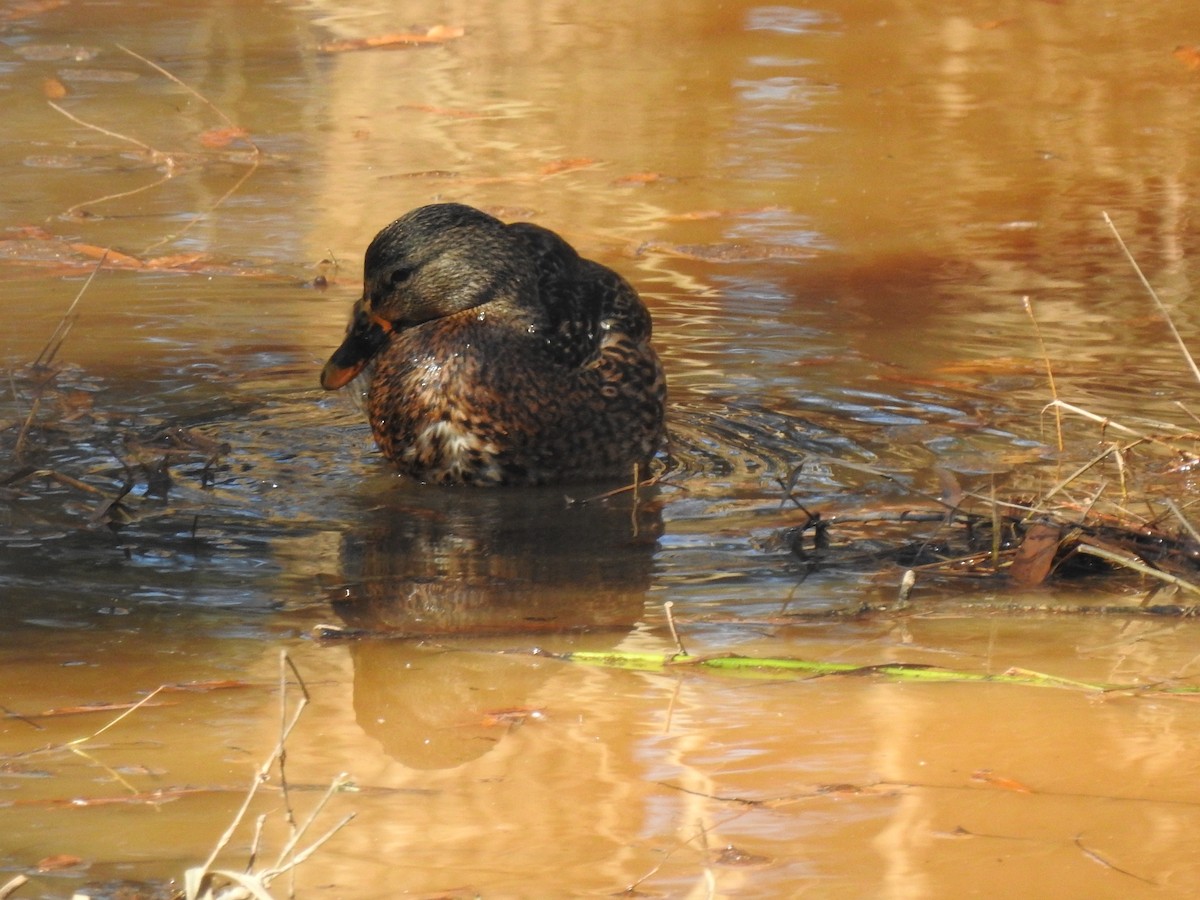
[46,99,172,163]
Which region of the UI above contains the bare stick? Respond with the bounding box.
[278,651,298,833]
[664,601,688,657]
[1102,211,1200,386]
[1047,400,1200,466]
[245,812,267,874]
[0,875,28,900]
[269,773,352,877]
[47,100,170,162]
[266,811,357,879]
[62,171,175,220]
[15,251,103,459]
[1074,834,1156,885]
[1075,543,1200,597]
[12,393,42,464]
[567,469,666,506]
[989,475,1001,568]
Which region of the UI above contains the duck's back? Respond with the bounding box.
[505,222,653,368]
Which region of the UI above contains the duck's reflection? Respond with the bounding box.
[329,483,662,768]
[347,641,568,769]
[332,484,660,634]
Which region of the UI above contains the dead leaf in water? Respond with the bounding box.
[538,157,596,176]
[67,242,143,268]
[971,769,1033,793]
[199,126,249,148]
[318,25,465,53]
[143,252,209,270]
[662,205,784,222]
[63,242,220,274]
[1009,523,1062,586]
[38,700,171,718]
[0,1,69,22]
[41,76,67,99]
[935,467,964,510]
[163,679,252,693]
[36,854,85,872]
[7,224,55,241]
[59,390,94,422]
[612,171,663,185]
[933,356,1041,375]
[1174,45,1200,71]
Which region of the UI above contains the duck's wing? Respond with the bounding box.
[507,222,651,370]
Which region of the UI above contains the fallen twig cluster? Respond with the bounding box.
[181,652,354,900]
[773,213,1200,608]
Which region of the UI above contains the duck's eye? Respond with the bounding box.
[389,266,414,287]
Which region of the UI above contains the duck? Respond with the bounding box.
[320,203,666,485]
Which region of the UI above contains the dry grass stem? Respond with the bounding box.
[33,251,104,369]
[1164,498,1200,546]
[62,171,175,220]
[1023,295,1064,451]
[1074,543,1200,597]
[67,684,168,746]
[1103,210,1200,387]
[1026,445,1120,516]
[46,99,171,162]
[185,651,352,900]
[117,44,239,130]
[13,255,105,460]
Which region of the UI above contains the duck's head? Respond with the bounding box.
[321,203,530,390]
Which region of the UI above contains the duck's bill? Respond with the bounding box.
[320,312,390,390]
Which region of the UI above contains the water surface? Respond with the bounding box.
[3,2,1200,897]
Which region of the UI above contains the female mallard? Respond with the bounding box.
[321,203,666,485]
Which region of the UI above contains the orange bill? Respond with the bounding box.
[320,308,393,390]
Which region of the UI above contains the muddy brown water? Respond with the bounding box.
[3,2,1200,897]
